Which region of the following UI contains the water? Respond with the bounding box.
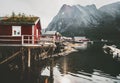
[1,42,120,83]
[42,43,120,83]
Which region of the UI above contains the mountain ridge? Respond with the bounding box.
[46,2,120,40]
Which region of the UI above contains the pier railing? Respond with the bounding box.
[21,35,39,44]
[0,35,61,46]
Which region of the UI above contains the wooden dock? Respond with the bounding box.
[0,35,58,71]
[0,37,58,83]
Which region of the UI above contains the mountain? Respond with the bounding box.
[46,2,120,40]
[99,2,120,17]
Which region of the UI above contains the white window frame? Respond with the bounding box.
[12,26,21,36]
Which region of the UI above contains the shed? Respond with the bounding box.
[74,36,89,43]
[42,31,61,42]
[0,16,41,45]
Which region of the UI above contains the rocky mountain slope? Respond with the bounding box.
[46,2,120,40]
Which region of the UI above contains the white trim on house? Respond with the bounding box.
[32,25,34,44]
[34,18,40,25]
[36,28,38,38]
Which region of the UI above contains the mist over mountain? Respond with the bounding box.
[46,2,120,40]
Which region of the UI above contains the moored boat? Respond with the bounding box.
[103,44,120,60]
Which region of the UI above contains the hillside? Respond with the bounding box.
[46,2,120,40]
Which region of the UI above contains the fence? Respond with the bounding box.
[0,35,55,46]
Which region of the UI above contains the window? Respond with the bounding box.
[12,26,21,36]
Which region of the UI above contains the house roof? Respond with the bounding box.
[0,16,39,25]
[42,31,61,36]
[45,31,57,35]
[74,36,86,39]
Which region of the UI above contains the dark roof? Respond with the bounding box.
[45,31,57,35]
[42,31,61,36]
[0,16,39,25]
[42,31,57,36]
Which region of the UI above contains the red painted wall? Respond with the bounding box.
[21,25,32,44]
[0,25,32,44]
[0,25,32,35]
[22,25,32,35]
[34,20,41,43]
[0,19,42,44]
[0,25,12,35]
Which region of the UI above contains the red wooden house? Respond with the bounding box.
[0,16,41,45]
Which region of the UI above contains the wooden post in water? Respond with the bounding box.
[21,47,25,80]
[27,47,31,83]
[49,47,54,83]
[49,58,54,83]
[28,48,31,68]
[45,77,48,83]
[22,47,25,70]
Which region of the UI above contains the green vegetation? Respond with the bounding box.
[1,12,38,22]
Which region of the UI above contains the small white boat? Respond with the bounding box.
[103,44,120,60]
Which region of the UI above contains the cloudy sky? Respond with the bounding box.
[0,0,119,28]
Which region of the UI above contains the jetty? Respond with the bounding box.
[0,35,60,83]
[0,15,64,83]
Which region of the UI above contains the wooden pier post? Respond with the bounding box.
[49,58,54,83]
[49,47,54,83]
[27,48,31,82]
[22,53,25,71]
[28,48,31,68]
[21,47,25,80]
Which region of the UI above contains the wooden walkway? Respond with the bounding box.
[0,35,60,47]
[0,36,57,67]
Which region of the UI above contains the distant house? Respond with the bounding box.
[74,36,89,43]
[0,16,41,44]
[42,31,61,42]
[62,36,73,42]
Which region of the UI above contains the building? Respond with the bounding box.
[74,36,89,43]
[0,16,41,45]
[41,31,61,42]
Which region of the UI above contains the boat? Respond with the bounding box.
[103,44,120,60]
[117,74,120,80]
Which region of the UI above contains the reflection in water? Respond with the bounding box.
[63,57,67,74]
[60,75,71,83]
[1,43,120,83]
[41,43,120,83]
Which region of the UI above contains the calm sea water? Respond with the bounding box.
[41,42,120,83]
[1,42,120,83]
